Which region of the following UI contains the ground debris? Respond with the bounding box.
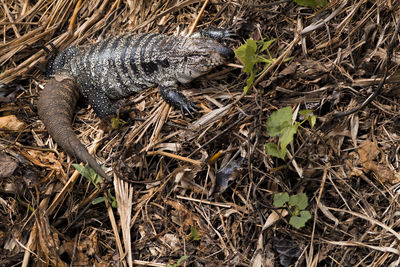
[1,0,400,266]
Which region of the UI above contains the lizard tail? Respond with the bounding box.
[38,77,110,180]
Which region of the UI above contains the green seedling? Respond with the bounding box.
[72,164,103,188]
[111,117,127,129]
[274,192,312,229]
[72,164,117,207]
[189,226,200,241]
[265,107,316,159]
[91,189,117,208]
[235,37,276,93]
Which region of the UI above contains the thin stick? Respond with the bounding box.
[188,0,209,35]
[68,0,83,34]
[253,34,301,88]
[147,150,203,166]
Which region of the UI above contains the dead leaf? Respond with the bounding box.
[212,157,246,194]
[137,99,146,111]
[0,115,25,130]
[0,152,18,178]
[359,140,379,166]
[318,201,339,227]
[358,140,400,184]
[374,165,400,184]
[174,167,204,193]
[279,61,298,76]
[165,199,202,230]
[23,150,64,171]
[160,233,180,248]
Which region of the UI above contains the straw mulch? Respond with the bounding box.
[1,0,400,266]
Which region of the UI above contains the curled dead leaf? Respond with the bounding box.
[358,140,400,184]
[0,115,25,131]
[359,140,379,165]
[212,157,246,194]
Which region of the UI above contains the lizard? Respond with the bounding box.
[37,29,235,180]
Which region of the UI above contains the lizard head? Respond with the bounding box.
[174,38,234,84]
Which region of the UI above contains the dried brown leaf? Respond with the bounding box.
[0,115,25,131]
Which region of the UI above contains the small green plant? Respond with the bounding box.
[111,117,127,129]
[167,255,190,267]
[273,192,312,229]
[234,37,276,94]
[72,164,117,207]
[265,107,316,159]
[189,226,200,241]
[91,189,117,208]
[293,0,327,8]
[72,164,103,188]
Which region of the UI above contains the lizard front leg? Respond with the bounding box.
[158,82,198,118]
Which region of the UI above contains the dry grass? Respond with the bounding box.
[1,0,400,266]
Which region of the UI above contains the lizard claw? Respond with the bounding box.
[180,100,200,118]
[219,29,238,40]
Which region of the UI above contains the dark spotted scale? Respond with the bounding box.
[39,29,234,180]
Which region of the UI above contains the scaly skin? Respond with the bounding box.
[38,29,234,179]
[38,75,110,179]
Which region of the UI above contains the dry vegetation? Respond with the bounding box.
[1,0,400,266]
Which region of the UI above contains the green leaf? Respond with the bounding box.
[176,255,190,265]
[235,39,261,94]
[299,109,312,117]
[289,193,309,210]
[293,0,327,8]
[266,143,286,159]
[260,39,275,52]
[107,190,118,208]
[167,255,190,267]
[266,107,293,136]
[265,107,297,159]
[243,70,255,94]
[92,196,106,205]
[111,117,127,129]
[235,39,258,73]
[235,37,277,94]
[308,115,316,128]
[72,164,103,188]
[111,199,117,208]
[72,164,87,176]
[279,124,298,150]
[189,226,200,241]
[300,210,312,219]
[273,192,290,208]
[289,210,312,229]
[255,55,273,64]
[299,110,316,128]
